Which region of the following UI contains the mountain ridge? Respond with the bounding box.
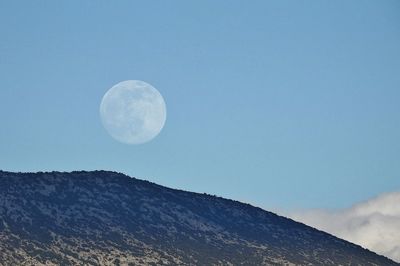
[0,170,397,265]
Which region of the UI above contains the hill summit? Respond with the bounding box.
[0,170,396,265]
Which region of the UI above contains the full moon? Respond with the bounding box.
[100,80,166,144]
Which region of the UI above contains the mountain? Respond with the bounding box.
[0,170,396,266]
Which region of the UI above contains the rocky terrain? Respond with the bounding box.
[0,170,397,265]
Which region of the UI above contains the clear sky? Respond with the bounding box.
[1,1,399,209]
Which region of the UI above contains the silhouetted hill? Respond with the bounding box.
[0,170,397,265]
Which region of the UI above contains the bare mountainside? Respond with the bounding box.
[0,170,397,265]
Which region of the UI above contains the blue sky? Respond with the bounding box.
[1,1,399,209]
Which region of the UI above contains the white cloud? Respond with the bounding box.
[285,191,400,262]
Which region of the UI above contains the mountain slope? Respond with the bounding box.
[0,170,396,265]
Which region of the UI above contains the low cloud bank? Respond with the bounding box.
[286,191,400,262]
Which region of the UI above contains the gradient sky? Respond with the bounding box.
[1,1,399,210]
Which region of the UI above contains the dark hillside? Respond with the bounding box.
[0,170,396,265]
